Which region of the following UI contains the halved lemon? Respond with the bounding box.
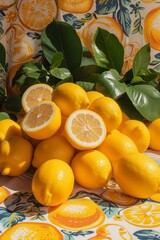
[22,83,54,113]
[22,101,61,140]
[64,109,106,150]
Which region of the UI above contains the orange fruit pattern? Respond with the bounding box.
[122,202,160,228]
[0,186,10,203]
[48,198,105,230]
[0,222,63,239]
[18,0,58,31]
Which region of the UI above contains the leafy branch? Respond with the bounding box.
[1,19,160,122]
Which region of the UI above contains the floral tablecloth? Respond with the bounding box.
[0,149,160,239]
[0,0,160,92]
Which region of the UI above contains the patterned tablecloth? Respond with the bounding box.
[0,0,160,92]
[0,149,160,239]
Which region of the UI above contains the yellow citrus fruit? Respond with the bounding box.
[58,0,94,13]
[71,150,112,189]
[21,83,54,113]
[119,119,150,152]
[122,202,160,228]
[18,0,58,31]
[32,134,76,168]
[64,109,106,150]
[114,152,160,198]
[144,6,160,51]
[81,16,123,52]
[32,159,74,206]
[147,118,160,150]
[22,101,61,140]
[0,222,63,239]
[48,198,105,231]
[0,187,10,204]
[88,96,122,132]
[86,91,104,107]
[0,136,33,176]
[0,118,22,142]
[97,130,138,167]
[52,82,89,117]
[150,192,160,203]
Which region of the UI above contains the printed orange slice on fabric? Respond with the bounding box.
[144,6,160,51]
[22,83,54,112]
[48,198,105,230]
[64,109,106,150]
[0,187,10,203]
[22,101,61,140]
[81,16,123,53]
[18,0,58,31]
[58,0,94,13]
[89,223,133,240]
[101,189,138,206]
[0,222,63,240]
[122,202,160,227]
[0,0,15,8]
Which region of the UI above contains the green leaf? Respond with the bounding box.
[117,93,144,120]
[72,65,104,83]
[50,68,72,80]
[95,69,126,99]
[132,44,150,76]
[5,95,22,113]
[76,81,95,91]
[92,28,124,73]
[50,52,64,69]
[0,42,6,68]
[0,112,10,120]
[0,87,5,105]
[41,20,83,72]
[126,84,160,121]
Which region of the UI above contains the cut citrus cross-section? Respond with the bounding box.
[18,0,58,31]
[64,109,106,150]
[22,101,61,140]
[122,202,160,227]
[22,83,54,112]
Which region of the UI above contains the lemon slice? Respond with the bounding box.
[21,83,54,112]
[64,109,106,150]
[22,101,61,140]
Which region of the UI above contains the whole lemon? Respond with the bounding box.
[119,119,150,152]
[0,136,34,176]
[88,96,122,132]
[32,134,76,168]
[52,82,89,117]
[0,119,22,142]
[86,91,104,107]
[147,118,160,150]
[71,150,112,189]
[32,159,74,206]
[97,130,138,167]
[114,152,160,198]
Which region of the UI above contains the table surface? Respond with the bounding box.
[0,149,160,239]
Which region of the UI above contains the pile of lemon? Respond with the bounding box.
[0,82,160,206]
